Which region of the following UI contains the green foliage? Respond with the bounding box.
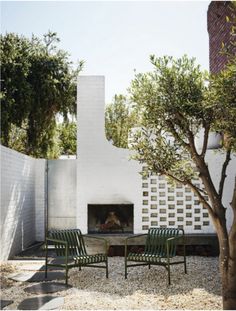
[223,1,236,61]
[105,94,138,148]
[7,124,27,154]
[0,32,83,158]
[209,61,236,151]
[129,55,210,181]
[57,121,77,156]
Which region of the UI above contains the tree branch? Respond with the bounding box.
[219,149,231,200]
[187,129,199,157]
[186,180,216,220]
[175,111,199,157]
[200,122,210,158]
[163,171,186,185]
[163,170,216,221]
[165,119,190,151]
[229,177,236,260]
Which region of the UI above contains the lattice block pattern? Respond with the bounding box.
[141,172,214,233]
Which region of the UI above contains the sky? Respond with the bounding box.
[1,0,211,103]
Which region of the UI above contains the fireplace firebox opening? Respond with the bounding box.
[88,204,133,234]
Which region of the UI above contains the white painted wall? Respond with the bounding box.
[206,150,236,231]
[77,76,142,233]
[48,159,76,229]
[0,146,46,260]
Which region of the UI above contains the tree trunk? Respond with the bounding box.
[222,178,236,309]
[221,257,236,310]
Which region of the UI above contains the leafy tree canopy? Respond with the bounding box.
[129,55,210,181]
[57,121,77,156]
[1,31,83,158]
[105,94,139,148]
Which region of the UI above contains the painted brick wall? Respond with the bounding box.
[208,1,235,73]
[0,146,46,260]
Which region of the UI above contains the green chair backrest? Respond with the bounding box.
[48,229,87,257]
[144,228,183,257]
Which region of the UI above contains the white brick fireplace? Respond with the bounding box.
[77,76,142,234]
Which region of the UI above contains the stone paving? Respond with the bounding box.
[0,300,13,310]
[1,260,69,310]
[24,282,72,294]
[17,296,64,310]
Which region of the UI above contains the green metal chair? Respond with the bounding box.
[45,229,109,284]
[125,228,187,284]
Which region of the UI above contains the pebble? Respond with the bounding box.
[1,256,222,310]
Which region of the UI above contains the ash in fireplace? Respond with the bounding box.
[99,211,124,232]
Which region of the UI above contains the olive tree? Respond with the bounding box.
[129,55,236,309]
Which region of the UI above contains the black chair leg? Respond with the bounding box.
[65,268,69,285]
[106,260,108,278]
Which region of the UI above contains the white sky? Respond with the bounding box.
[1,0,211,103]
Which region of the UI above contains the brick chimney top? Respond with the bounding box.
[207,1,235,73]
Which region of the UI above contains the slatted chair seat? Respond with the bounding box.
[45,229,109,284]
[73,254,107,265]
[128,253,169,262]
[125,228,187,284]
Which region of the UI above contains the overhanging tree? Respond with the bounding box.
[1,32,83,158]
[129,55,236,309]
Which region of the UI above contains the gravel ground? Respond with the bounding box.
[1,256,222,310]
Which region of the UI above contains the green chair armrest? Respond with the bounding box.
[46,237,68,245]
[166,234,185,244]
[166,234,185,257]
[166,236,179,242]
[45,238,69,264]
[125,234,147,258]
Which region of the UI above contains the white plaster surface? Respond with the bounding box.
[77,76,142,233]
[0,146,46,260]
[47,159,76,229]
[206,150,236,231]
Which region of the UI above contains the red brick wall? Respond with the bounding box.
[207,1,235,73]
